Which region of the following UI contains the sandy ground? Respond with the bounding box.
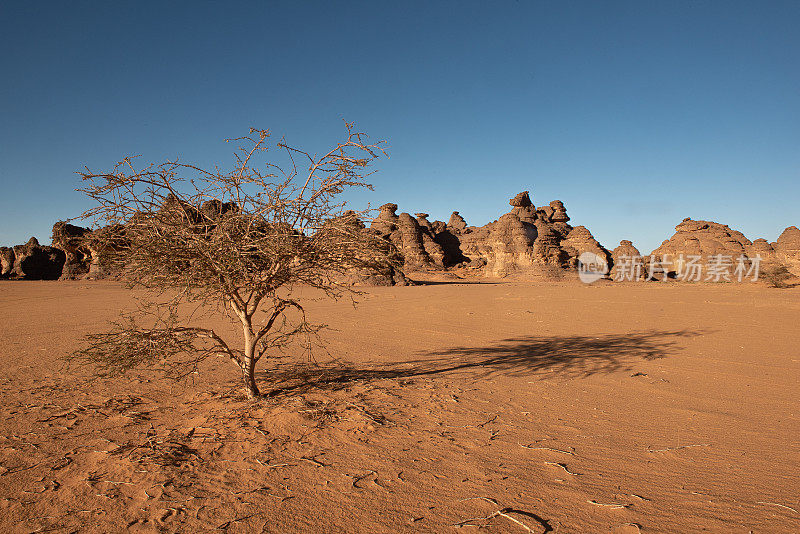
[0,279,798,533]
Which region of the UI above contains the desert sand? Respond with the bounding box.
[0,279,798,533]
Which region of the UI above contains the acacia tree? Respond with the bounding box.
[71,123,398,398]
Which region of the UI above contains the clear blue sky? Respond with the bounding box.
[1,1,798,253]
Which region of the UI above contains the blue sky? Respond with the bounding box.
[1,1,798,253]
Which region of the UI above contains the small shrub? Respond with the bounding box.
[761,264,794,288]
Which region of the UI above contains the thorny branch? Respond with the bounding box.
[68,123,398,398]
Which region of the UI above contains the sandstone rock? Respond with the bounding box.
[411,215,448,267]
[431,226,468,266]
[373,191,609,278]
[560,226,611,269]
[610,240,643,280]
[415,213,433,232]
[773,226,800,276]
[11,237,66,280]
[509,191,537,223]
[549,200,570,223]
[0,247,15,278]
[84,224,128,279]
[370,205,446,271]
[509,191,533,208]
[447,212,468,233]
[646,218,796,281]
[370,203,399,235]
[52,221,93,279]
[477,211,539,276]
[531,221,566,266]
[200,199,238,220]
[748,238,775,257]
[396,212,433,269]
[324,210,407,286]
[650,218,754,276]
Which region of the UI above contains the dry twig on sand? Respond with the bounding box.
[454,497,552,532]
[519,442,576,455]
[647,443,710,453]
[346,470,377,489]
[587,500,629,509]
[756,501,799,514]
[543,461,581,475]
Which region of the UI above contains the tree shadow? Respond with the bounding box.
[256,329,702,397]
[406,279,501,286]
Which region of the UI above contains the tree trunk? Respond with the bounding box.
[243,357,260,399]
[240,311,260,399]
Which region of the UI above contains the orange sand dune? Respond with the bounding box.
[0,280,798,533]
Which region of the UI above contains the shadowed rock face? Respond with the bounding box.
[5,237,66,280]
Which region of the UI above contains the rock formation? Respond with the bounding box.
[447,212,468,233]
[5,190,794,285]
[650,219,753,264]
[324,210,407,287]
[51,221,127,280]
[372,190,611,278]
[610,240,643,280]
[52,221,93,279]
[0,247,15,277]
[773,226,800,276]
[370,204,446,271]
[647,218,795,280]
[0,237,66,280]
[560,226,611,268]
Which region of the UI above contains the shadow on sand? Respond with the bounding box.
[257,329,702,397]
[404,277,501,286]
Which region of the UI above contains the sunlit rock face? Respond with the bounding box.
[369,204,446,271]
[375,190,612,277]
[609,240,644,280]
[51,221,93,279]
[0,246,15,277]
[773,226,800,276]
[647,218,775,276]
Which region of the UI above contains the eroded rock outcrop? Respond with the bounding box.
[773,226,800,276]
[375,190,611,277]
[644,218,800,281]
[560,226,610,268]
[650,218,766,276]
[655,219,751,256]
[447,211,468,233]
[51,221,127,280]
[610,240,643,280]
[323,211,407,286]
[0,247,15,277]
[52,221,93,279]
[370,204,446,271]
[3,237,66,280]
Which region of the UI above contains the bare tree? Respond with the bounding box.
[70,123,399,398]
